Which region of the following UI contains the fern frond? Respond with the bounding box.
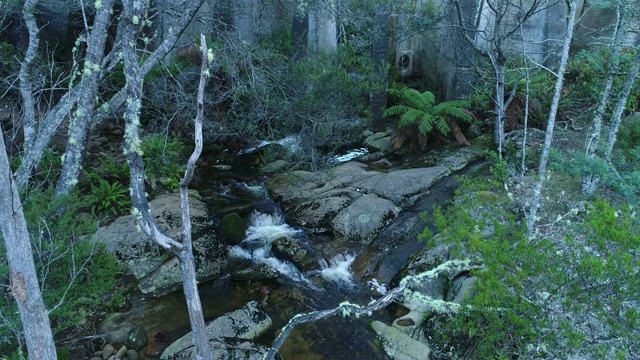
[420,90,436,110]
[434,117,451,136]
[435,106,473,123]
[399,109,422,127]
[383,105,413,117]
[418,114,434,134]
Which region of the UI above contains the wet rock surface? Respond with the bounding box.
[265,146,484,246]
[160,301,272,360]
[92,191,227,297]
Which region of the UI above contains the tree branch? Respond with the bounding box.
[264,259,482,360]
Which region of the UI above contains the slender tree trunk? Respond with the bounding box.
[55,0,115,196]
[369,5,390,132]
[581,4,625,195]
[520,23,530,178]
[603,49,640,160]
[0,132,57,359]
[122,1,211,357]
[177,33,210,360]
[493,56,506,156]
[13,0,205,189]
[526,0,577,238]
[18,0,40,156]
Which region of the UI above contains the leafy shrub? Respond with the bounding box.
[141,133,186,190]
[550,149,640,202]
[419,177,640,358]
[86,178,131,218]
[614,113,640,171]
[0,189,127,355]
[384,85,473,150]
[567,48,640,112]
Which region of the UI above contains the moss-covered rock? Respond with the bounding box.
[220,213,247,244]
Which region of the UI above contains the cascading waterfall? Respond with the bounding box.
[229,208,357,287]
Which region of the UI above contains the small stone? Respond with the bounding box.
[126,349,138,360]
[102,344,116,359]
[115,345,127,359]
[90,357,102,360]
[396,318,415,326]
[220,213,247,244]
[143,340,168,357]
[125,326,147,350]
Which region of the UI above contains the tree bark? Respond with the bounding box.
[0,130,57,359]
[264,259,481,360]
[122,1,211,357]
[581,4,625,195]
[369,5,390,132]
[18,0,40,155]
[55,0,115,196]
[13,0,205,189]
[526,0,577,238]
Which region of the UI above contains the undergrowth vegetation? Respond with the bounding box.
[419,167,640,358]
[0,189,126,356]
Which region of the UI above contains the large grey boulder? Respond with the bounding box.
[160,301,272,360]
[265,146,483,243]
[370,320,432,360]
[92,191,227,297]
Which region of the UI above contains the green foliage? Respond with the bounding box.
[567,48,640,112]
[614,113,640,171]
[550,149,639,202]
[0,189,127,354]
[0,42,20,83]
[419,178,640,358]
[385,86,472,136]
[87,178,131,218]
[141,133,186,189]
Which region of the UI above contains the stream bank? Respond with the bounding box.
[93,133,489,359]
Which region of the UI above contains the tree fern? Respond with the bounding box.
[384,86,474,149]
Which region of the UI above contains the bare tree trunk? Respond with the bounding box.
[55,0,115,196]
[603,50,640,159]
[520,23,531,178]
[18,0,40,156]
[122,1,211,358]
[369,5,390,132]
[264,259,481,360]
[526,0,576,238]
[13,0,205,190]
[0,132,57,359]
[581,4,625,195]
[493,56,506,156]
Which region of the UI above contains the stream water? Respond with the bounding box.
[106,149,482,360]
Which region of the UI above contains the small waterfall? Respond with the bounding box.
[318,253,356,286]
[243,211,301,246]
[229,210,358,287]
[229,210,308,283]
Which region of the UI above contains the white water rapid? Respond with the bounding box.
[229,210,356,287]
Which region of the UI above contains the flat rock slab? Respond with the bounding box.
[92,191,226,297]
[370,320,432,360]
[265,146,483,243]
[160,301,272,360]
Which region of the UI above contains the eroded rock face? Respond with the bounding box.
[265,146,483,244]
[160,301,272,360]
[92,191,227,297]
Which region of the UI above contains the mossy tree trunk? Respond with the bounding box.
[526,0,577,237]
[0,127,56,359]
[122,0,211,357]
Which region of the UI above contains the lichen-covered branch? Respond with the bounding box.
[18,0,39,151]
[264,259,482,360]
[177,33,212,360]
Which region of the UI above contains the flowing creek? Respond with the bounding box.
[104,149,486,359]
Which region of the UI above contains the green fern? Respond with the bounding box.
[384,87,472,136]
[384,86,474,150]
